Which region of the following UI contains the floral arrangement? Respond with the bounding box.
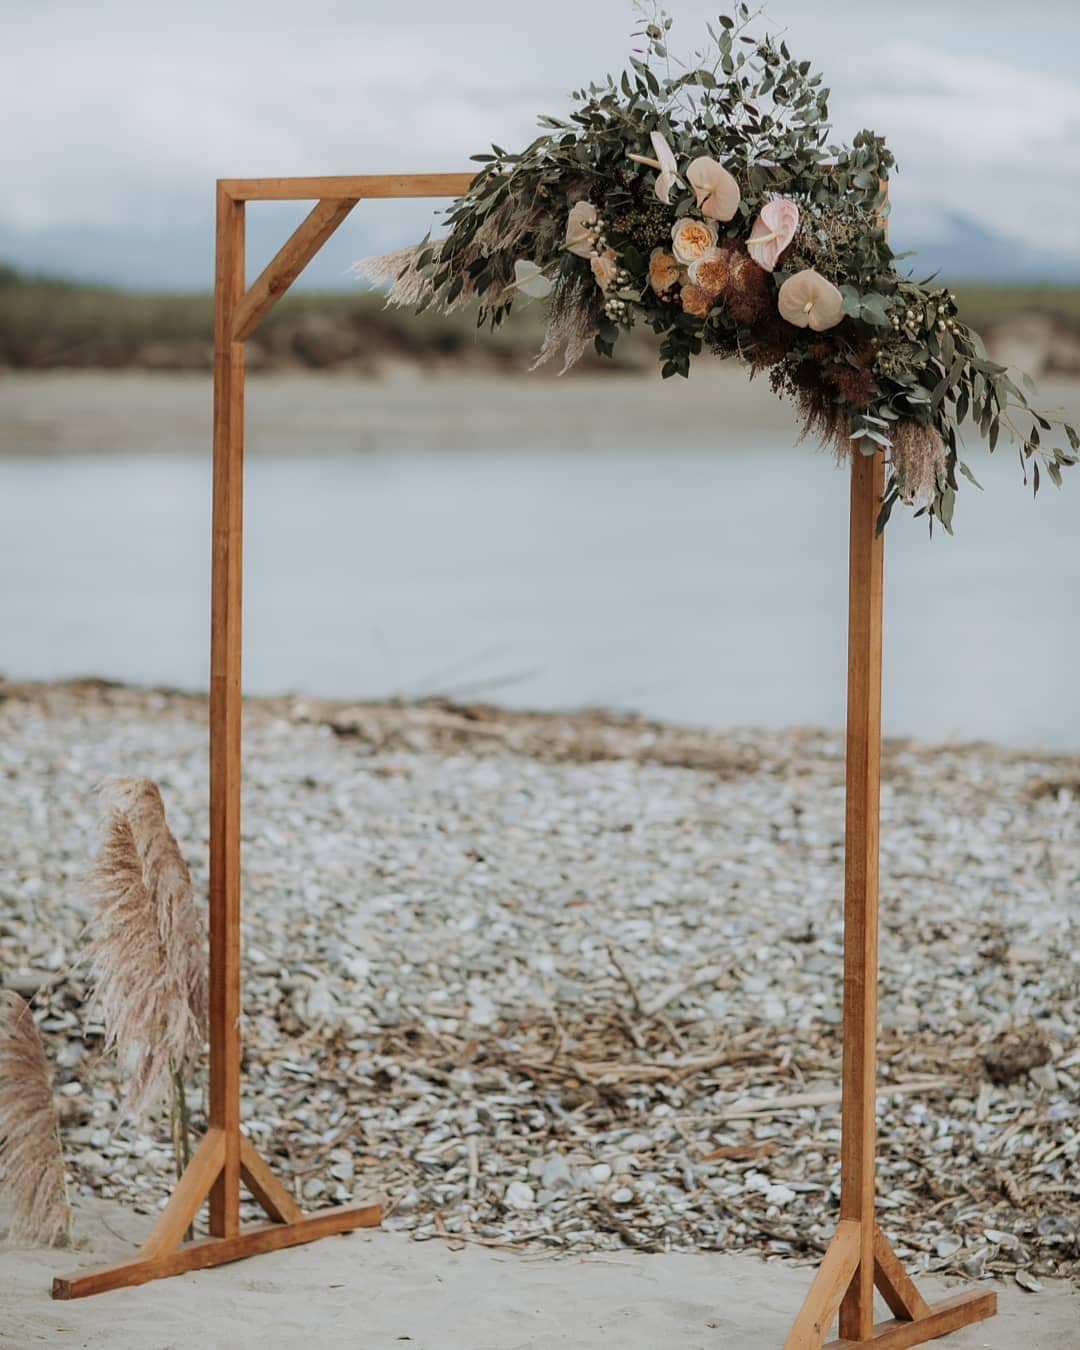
[356,5,1078,530]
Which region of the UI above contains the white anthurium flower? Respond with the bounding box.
[564,200,598,258]
[777,268,845,332]
[746,199,800,272]
[511,260,554,300]
[685,156,741,221]
[627,131,682,205]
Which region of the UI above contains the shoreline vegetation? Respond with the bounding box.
[2,264,1080,378]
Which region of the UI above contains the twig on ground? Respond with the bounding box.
[593,1200,659,1253]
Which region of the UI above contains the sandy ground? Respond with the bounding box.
[0,367,797,457]
[1,1194,1076,1350]
[2,368,1079,458]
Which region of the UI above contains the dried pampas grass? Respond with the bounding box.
[87,778,207,1118]
[351,242,444,309]
[0,992,71,1246]
[531,273,599,374]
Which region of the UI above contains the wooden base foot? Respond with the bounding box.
[785,1223,996,1349]
[824,1289,997,1348]
[51,1132,382,1299]
[52,1201,382,1299]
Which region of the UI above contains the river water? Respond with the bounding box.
[3,378,1078,749]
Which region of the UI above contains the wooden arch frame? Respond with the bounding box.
[53,174,997,1348]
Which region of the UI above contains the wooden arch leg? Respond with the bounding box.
[51,182,382,1302]
[52,1132,380,1299]
[781,452,995,1348]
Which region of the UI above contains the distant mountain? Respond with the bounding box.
[2,206,1079,291]
[890,209,1080,285]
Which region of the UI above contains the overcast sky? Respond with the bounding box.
[3,1,1078,287]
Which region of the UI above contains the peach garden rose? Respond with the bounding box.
[671,217,718,266]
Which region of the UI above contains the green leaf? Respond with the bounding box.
[839,284,861,317]
[938,486,956,533]
[858,293,891,326]
[957,460,983,490]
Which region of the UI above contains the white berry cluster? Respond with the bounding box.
[891,291,959,339]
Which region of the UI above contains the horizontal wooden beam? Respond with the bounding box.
[220,173,475,201]
[52,1201,383,1300]
[231,197,358,342]
[825,1289,997,1350]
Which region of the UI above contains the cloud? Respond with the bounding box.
[1,1,1076,283]
[850,45,1080,258]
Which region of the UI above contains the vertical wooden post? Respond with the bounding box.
[837,447,885,1340]
[208,183,246,1239]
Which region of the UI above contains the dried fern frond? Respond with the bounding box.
[87,779,207,1118]
[0,992,71,1246]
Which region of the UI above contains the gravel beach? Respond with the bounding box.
[1,679,1077,1320]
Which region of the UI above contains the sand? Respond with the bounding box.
[2,368,1079,459]
[2,1193,1076,1350]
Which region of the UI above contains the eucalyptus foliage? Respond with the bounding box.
[402,5,1077,530]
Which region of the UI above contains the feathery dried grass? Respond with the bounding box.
[532,273,599,374]
[0,993,71,1246]
[792,389,854,459]
[351,242,443,309]
[87,778,207,1118]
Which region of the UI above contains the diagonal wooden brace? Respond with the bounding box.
[871,1226,929,1321]
[231,196,359,342]
[783,1221,862,1349]
[138,1128,226,1259]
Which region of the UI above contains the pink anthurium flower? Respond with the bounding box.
[628,131,682,205]
[746,199,800,272]
[686,157,741,221]
[777,269,845,332]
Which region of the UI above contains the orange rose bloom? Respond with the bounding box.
[689,248,732,297]
[648,248,681,293]
[680,284,713,319]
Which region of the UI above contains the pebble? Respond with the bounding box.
[541,1154,575,1192]
[504,1182,535,1211]
[1,681,1077,1281]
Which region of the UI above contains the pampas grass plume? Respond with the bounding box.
[0,992,72,1246]
[87,778,208,1118]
